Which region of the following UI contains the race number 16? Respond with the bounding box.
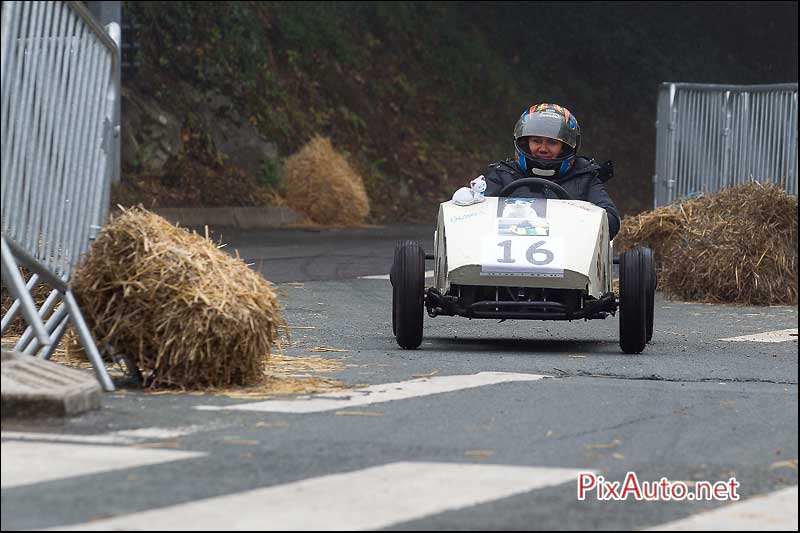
[497,239,555,265]
[481,236,564,277]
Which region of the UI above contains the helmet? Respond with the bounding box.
[513,103,580,178]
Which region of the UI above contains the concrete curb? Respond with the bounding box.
[1,351,102,419]
[151,206,308,229]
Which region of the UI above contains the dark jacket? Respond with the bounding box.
[483,157,621,239]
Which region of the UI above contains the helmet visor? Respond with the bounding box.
[514,110,579,149]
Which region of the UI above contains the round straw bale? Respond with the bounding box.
[615,182,797,305]
[283,136,370,225]
[71,207,286,389]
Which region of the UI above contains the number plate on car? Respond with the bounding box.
[480,236,565,277]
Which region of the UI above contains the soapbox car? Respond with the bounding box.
[390,178,656,354]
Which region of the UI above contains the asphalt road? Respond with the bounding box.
[2,224,797,531]
[208,224,436,283]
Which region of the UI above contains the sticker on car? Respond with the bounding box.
[479,236,565,277]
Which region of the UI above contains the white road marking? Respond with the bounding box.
[51,462,586,531]
[194,372,550,413]
[1,441,204,489]
[647,485,798,531]
[719,328,798,343]
[1,426,202,446]
[359,270,434,280]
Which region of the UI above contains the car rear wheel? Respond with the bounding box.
[640,247,656,342]
[391,240,425,349]
[619,247,652,354]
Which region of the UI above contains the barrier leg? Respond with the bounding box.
[1,237,50,346]
[14,288,61,352]
[0,272,39,335]
[25,300,68,355]
[63,289,114,391]
[39,314,70,361]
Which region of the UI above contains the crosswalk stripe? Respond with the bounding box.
[719,328,798,343]
[1,426,202,446]
[194,372,550,413]
[1,441,205,489]
[51,462,586,531]
[646,485,798,531]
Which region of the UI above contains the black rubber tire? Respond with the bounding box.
[640,247,656,343]
[390,263,396,335]
[391,283,397,336]
[392,240,425,349]
[619,247,648,354]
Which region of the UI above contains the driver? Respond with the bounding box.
[483,103,621,239]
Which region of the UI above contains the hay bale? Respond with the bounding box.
[615,182,798,305]
[283,136,370,225]
[70,207,286,389]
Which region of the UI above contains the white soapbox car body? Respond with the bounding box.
[391,178,656,354]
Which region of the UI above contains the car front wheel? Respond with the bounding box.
[391,240,425,349]
[619,246,654,354]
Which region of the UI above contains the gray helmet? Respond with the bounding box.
[513,103,581,178]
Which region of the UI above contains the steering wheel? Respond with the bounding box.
[498,178,573,200]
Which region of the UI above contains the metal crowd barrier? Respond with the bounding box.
[654,82,798,208]
[1,1,120,391]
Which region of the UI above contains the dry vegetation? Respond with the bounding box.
[70,207,287,389]
[283,136,370,225]
[615,182,798,305]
